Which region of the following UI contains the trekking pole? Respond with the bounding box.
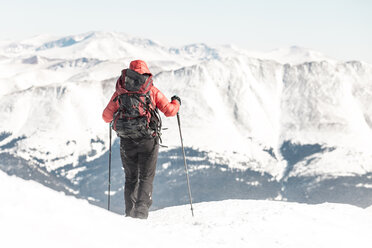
[176,112,194,217]
[108,123,112,211]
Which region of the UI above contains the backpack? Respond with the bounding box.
[112,69,162,140]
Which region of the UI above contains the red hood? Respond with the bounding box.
[115,60,153,95]
[129,60,151,75]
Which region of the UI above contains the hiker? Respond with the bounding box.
[102,60,181,219]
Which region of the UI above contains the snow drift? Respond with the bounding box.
[1,170,372,248]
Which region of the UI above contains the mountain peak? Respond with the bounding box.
[262,45,334,64]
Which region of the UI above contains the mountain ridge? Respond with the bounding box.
[1,31,372,211]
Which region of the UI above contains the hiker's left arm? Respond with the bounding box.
[152,86,180,117]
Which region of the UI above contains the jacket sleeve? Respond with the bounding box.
[102,92,119,123]
[152,86,180,117]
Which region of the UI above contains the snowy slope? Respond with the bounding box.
[1,31,372,210]
[1,170,372,248]
[0,32,288,174]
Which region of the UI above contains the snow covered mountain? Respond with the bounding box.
[1,31,372,213]
[2,170,372,248]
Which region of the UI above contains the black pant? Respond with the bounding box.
[120,137,159,219]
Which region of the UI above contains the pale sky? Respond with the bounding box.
[1,0,371,62]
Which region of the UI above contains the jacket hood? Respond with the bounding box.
[115,63,153,95]
[129,60,151,75]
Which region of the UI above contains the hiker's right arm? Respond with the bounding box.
[102,92,119,123]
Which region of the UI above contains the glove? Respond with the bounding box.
[171,95,181,106]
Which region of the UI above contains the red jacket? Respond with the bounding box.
[102,60,180,123]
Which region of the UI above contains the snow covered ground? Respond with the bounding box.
[1,170,372,248]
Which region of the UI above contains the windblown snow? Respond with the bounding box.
[1,170,372,248]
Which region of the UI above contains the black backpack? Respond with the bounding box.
[112,69,162,140]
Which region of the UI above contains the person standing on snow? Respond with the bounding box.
[102,60,181,219]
